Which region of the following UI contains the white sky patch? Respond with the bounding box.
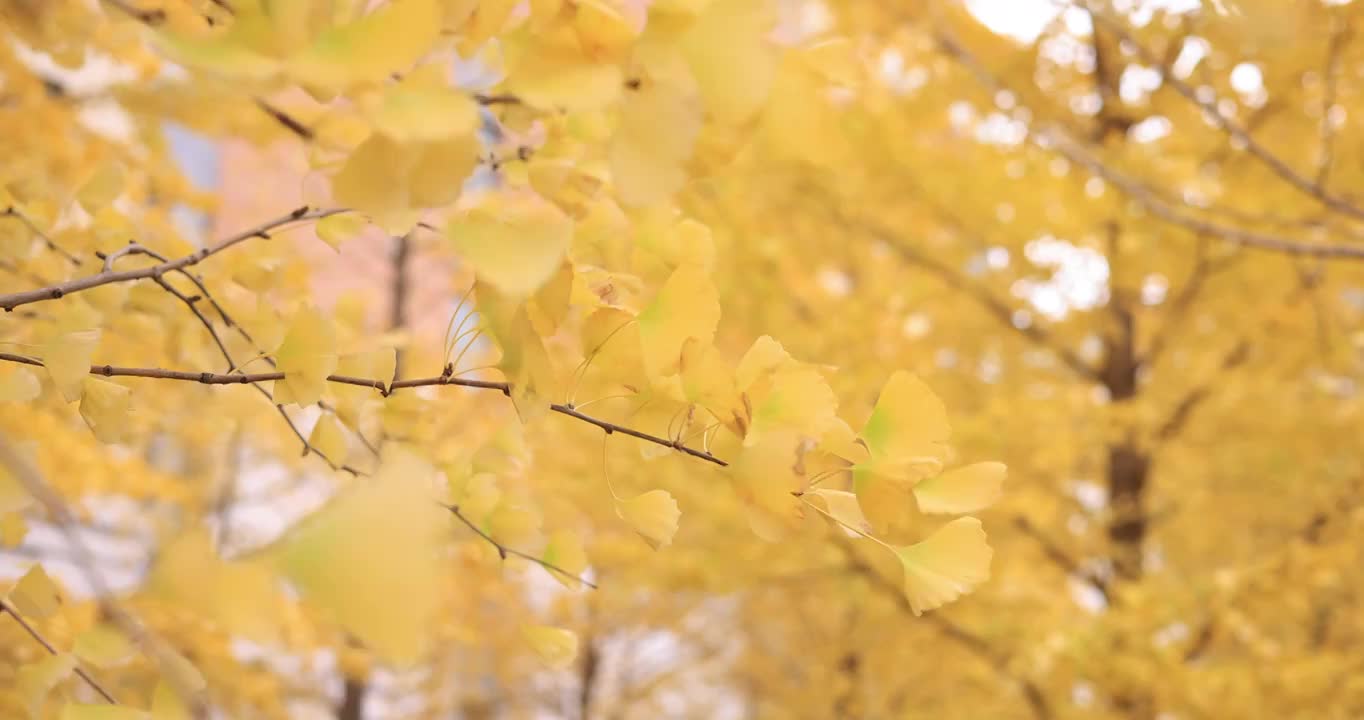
[1013,236,1111,320]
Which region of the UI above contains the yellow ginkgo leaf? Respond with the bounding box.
[894,517,993,615]
[368,77,480,142]
[79,377,131,444]
[309,414,349,462]
[724,431,804,541]
[9,563,62,618]
[860,370,950,472]
[573,0,641,62]
[520,625,579,669]
[153,32,280,82]
[505,30,625,112]
[542,530,588,588]
[746,366,838,444]
[17,652,76,719]
[808,489,871,535]
[147,529,283,643]
[637,264,720,379]
[77,162,125,214]
[680,0,778,124]
[330,133,418,232]
[609,82,702,207]
[288,0,442,90]
[42,329,100,403]
[151,680,191,720]
[406,134,479,209]
[449,188,574,298]
[73,624,136,668]
[314,212,369,251]
[913,462,1007,515]
[274,307,337,407]
[0,365,40,402]
[487,503,541,548]
[1,512,29,547]
[275,446,446,664]
[615,489,681,550]
[60,705,151,720]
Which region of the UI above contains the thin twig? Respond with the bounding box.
[0,354,727,468]
[444,504,597,589]
[0,206,344,311]
[0,599,119,704]
[4,208,81,266]
[1079,3,1364,224]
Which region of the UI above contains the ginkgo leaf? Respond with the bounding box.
[275,446,446,663]
[147,529,283,643]
[913,462,1007,514]
[0,365,40,402]
[860,371,950,475]
[449,188,574,297]
[79,377,131,444]
[615,489,681,550]
[505,30,624,112]
[637,264,720,379]
[60,705,150,720]
[17,652,76,719]
[73,624,136,668]
[77,162,125,214]
[406,134,480,209]
[734,335,794,391]
[573,0,641,62]
[487,503,541,548]
[725,431,804,541]
[746,366,838,444]
[367,73,480,142]
[808,489,871,535]
[330,133,418,232]
[151,680,191,720]
[542,530,588,588]
[288,0,442,90]
[315,213,369,251]
[680,0,778,124]
[610,82,702,207]
[894,517,993,615]
[274,307,337,407]
[42,329,100,403]
[1,512,29,547]
[309,414,349,462]
[520,625,579,669]
[9,563,62,618]
[153,33,280,82]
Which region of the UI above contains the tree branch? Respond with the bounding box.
[932,30,1364,261]
[1081,3,1364,224]
[444,504,597,589]
[836,540,1052,720]
[0,206,344,312]
[0,353,728,468]
[1012,515,1111,604]
[0,598,119,704]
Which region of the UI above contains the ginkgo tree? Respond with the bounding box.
[0,0,1006,718]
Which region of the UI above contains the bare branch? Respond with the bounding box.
[0,353,728,468]
[5,208,81,266]
[0,206,344,312]
[0,599,119,704]
[932,30,1364,261]
[445,504,597,589]
[1082,4,1364,223]
[1012,515,1111,604]
[1316,18,1351,187]
[1155,341,1251,443]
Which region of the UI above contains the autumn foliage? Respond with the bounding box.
[1,0,1363,718]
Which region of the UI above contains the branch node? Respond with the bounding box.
[290,205,310,219]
